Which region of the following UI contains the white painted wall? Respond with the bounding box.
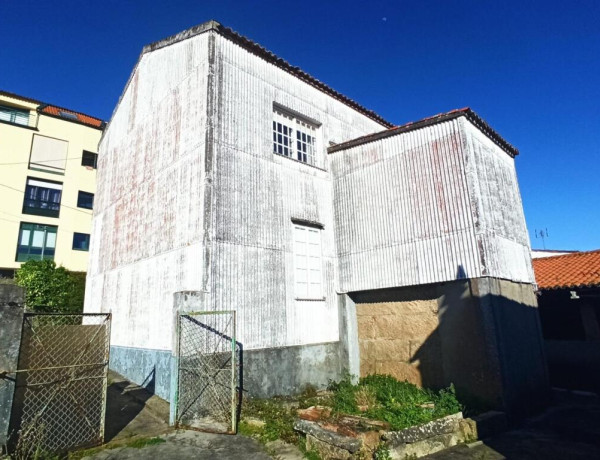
[85,34,211,351]
[86,30,387,352]
[204,35,386,349]
[331,116,534,293]
[463,120,534,283]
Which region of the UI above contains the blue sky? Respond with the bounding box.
[1,1,598,250]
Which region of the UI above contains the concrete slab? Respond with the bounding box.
[422,393,600,459]
[104,371,170,443]
[82,430,272,460]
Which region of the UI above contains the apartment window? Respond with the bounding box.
[22,178,62,218]
[77,191,94,210]
[273,107,318,166]
[293,223,323,299]
[0,104,29,126]
[29,134,68,174]
[16,223,57,262]
[81,150,98,169]
[72,233,90,251]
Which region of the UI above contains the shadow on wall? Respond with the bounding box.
[352,266,550,421]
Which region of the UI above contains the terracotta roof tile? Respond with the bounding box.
[40,105,104,129]
[532,250,600,290]
[0,90,105,129]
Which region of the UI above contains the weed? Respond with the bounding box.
[240,398,298,444]
[328,374,463,431]
[297,440,322,460]
[355,386,377,409]
[373,442,392,460]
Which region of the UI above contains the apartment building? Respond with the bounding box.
[0,90,104,275]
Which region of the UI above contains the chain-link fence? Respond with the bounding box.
[175,311,237,434]
[9,313,111,456]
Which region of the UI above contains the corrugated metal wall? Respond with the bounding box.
[205,35,386,349]
[86,30,388,352]
[331,117,534,293]
[463,121,534,283]
[85,34,211,351]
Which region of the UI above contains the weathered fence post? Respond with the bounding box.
[0,284,25,451]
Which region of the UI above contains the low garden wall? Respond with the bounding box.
[295,409,507,459]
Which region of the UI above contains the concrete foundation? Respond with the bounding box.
[110,340,343,404]
[349,277,550,419]
[0,284,25,449]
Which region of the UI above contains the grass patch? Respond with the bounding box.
[328,374,463,431]
[238,398,298,444]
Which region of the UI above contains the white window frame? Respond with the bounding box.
[292,222,323,300]
[273,107,319,167]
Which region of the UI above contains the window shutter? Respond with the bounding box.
[30,134,68,173]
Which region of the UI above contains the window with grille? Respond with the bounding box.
[16,223,57,262]
[22,178,62,218]
[273,107,319,166]
[293,223,323,300]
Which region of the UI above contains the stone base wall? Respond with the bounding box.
[348,277,550,418]
[356,299,442,387]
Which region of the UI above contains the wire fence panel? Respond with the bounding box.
[9,313,111,456]
[176,311,237,434]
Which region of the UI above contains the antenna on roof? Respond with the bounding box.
[535,228,550,250]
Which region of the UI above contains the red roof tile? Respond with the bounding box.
[533,250,600,290]
[0,89,105,129]
[40,105,104,129]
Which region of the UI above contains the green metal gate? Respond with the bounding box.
[174,311,237,434]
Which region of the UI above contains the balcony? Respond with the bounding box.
[0,104,39,129]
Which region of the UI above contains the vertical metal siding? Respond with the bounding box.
[85,34,211,351]
[205,36,385,349]
[332,119,482,292]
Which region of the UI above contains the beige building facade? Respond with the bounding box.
[0,90,104,275]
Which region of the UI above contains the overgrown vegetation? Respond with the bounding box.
[328,374,462,431]
[239,375,463,459]
[238,398,298,444]
[15,260,86,313]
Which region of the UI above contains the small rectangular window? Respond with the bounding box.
[293,223,323,299]
[72,233,90,251]
[273,107,319,166]
[77,191,94,210]
[81,150,98,169]
[22,178,62,218]
[16,223,57,262]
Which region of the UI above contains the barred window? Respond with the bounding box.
[273,107,318,166]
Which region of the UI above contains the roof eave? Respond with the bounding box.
[328,108,519,157]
